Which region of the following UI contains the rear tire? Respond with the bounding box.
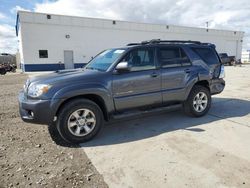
[183,85,211,117]
[56,99,104,144]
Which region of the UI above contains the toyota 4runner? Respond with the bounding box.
[19,39,225,143]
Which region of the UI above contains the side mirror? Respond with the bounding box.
[115,62,130,73]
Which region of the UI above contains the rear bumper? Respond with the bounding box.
[18,91,55,125]
[210,78,225,95]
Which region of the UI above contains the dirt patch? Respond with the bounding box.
[0,73,108,188]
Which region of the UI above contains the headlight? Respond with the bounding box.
[23,79,30,93]
[28,84,52,98]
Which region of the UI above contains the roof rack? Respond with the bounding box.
[141,39,161,44]
[127,39,214,46]
[127,43,140,46]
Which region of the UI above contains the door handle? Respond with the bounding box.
[184,69,191,73]
[151,72,159,77]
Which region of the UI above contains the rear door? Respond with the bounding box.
[157,46,193,103]
[112,47,162,111]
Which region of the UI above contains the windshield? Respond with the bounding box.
[86,49,126,71]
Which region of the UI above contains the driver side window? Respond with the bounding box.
[121,48,155,71]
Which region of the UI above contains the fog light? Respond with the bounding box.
[28,111,34,117]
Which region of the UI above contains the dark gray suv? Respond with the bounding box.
[19,40,225,143]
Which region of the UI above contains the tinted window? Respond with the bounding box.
[158,47,191,68]
[39,50,48,58]
[180,49,192,66]
[121,48,155,71]
[193,48,220,65]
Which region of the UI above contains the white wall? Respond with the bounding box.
[18,11,244,70]
[17,25,24,66]
[241,51,250,62]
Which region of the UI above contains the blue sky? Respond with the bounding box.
[0,0,44,53]
[0,0,44,25]
[0,0,250,53]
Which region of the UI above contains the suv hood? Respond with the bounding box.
[29,68,102,85]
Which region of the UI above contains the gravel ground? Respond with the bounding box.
[0,73,108,188]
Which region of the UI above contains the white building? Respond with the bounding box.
[16,11,244,72]
[241,50,250,63]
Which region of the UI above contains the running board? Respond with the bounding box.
[112,104,182,120]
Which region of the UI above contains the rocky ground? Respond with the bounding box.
[0,73,108,188]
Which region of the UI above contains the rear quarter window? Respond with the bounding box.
[192,47,220,65]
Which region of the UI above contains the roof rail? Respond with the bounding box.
[127,39,214,46]
[142,39,202,45]
[127,39,161,46]
[141,39,161,44]
[127,43,140,46]
[160,40,202,44]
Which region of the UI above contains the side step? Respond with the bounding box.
[112,104,182,120]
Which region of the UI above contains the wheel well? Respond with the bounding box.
[194,80,210,91]
[56,94,109,121]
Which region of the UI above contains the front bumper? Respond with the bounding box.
[210,78,225,95]
[18,91,55,125]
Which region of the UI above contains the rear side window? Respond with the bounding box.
[158,47,191,68]
[192,48,220,65]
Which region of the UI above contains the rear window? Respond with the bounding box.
[193,48,220,65]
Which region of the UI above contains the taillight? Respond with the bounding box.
[219,65,225,78]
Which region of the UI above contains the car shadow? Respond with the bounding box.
[81,97,250,147]
[49,97,250,147]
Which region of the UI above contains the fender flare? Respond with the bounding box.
[184,73,210,100]
[49,83,114,118]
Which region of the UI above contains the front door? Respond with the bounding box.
[64,50,74,69]
[112,47,162,111]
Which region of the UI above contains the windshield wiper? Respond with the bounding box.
[85,67,103,71]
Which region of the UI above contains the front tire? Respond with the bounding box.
[183,85,211,117]
[56,99,104,144]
